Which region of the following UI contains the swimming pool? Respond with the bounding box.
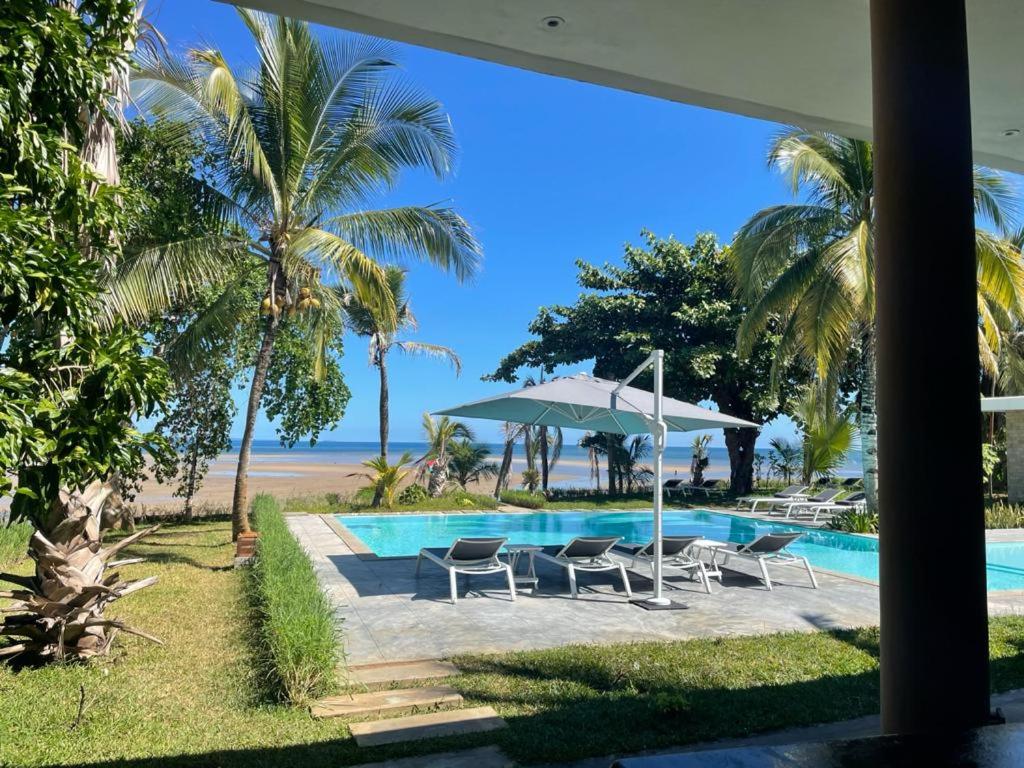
[336,509,1024,591]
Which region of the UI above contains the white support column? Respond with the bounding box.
[649,349,669,605]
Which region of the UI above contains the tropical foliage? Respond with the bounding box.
[768,438,802,485]
[732,129,1023,511]
[448,441,498,488]
[345,266,461,461]
[490,233,806,494]
[579,433,653,493]
[419,413,473,496]
[357,452,415,508]
[790,387,856,484]
[0,0,170,661]
[125,10,481,537]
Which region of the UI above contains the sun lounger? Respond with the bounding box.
[735,485,808,512]
[616,535,715,593]
[663,478,688,498]
[805,491,867,522]
[534,536,632,599]
[415,537,516,605]
[720,532,818,591]
[773,488,844,518]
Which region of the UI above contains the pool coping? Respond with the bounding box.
[320,509,888,584]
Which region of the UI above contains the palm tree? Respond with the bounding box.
[420,413,473,496]
[344,267,461,462]
[768,438,802,485]
[689,434,712,486]
[448,441,498,488]
[125,12,481,538]
[732,129,1023,511]
[357,452,414,509]
[790,386,857,484]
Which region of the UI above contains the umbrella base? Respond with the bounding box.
[629,597,689,611]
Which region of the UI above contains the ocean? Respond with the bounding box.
[224,439,863,488]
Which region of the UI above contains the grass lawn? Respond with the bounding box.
[4,520,1024,766]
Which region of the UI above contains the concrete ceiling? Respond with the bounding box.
[234,0,1024,173]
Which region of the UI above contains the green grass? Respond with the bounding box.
[283,489,499,515]
[0,520,31,566]
[499,489,546,508]
[4,518,1024,766]
[251,494,340,705]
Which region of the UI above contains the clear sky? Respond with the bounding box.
[146,0,808,449]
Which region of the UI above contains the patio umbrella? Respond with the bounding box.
[435,350,760,606]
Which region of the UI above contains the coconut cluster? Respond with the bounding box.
[259,286,322,318]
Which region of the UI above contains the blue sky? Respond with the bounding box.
[147,1,805,448]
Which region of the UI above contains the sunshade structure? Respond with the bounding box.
[436,350,760,606]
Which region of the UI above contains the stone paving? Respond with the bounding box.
[287,514,1024,666]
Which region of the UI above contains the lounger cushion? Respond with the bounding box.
[736,532,803,554]
[442,537,506,562]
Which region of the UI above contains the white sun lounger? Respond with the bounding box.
[617,535,715,593]
[720,532,818,591]
[415,537,516,605]
[803,492,868,522]
[773,488,844,518]
[735,485,809,512]
[534,536,632,599]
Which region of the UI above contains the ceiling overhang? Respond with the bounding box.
[229,0,1024,174]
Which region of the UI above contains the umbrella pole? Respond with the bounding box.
[648,350,670,606]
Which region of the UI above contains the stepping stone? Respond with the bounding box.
[348,706,507,747]
[311,685,463,719]
[349,745,513,768]
[348,659,460,690]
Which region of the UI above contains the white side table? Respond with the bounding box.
[505,544,543,591]
[690,538,730,583]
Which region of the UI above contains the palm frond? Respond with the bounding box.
[393,341,462,374]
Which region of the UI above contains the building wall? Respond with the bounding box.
[1008,411,1024,503]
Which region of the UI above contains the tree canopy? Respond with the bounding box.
[489,231,806,492]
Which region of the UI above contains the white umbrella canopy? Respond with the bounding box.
[435,364,761,608]
[435,373,760,434]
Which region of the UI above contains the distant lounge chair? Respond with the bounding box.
[415,537,516,605]
[688,479,726,498]
[663,478,687,498]
[735,485,808,512]
[616,535,715,593]
[774,488,844,518]
[806,491,867,522]
[720,532,818,591]
[840,477,862,488]
[535,536,632,599]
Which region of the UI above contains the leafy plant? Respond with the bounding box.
[768,438,802,485]
[501,490,546,509]
[521,468,541,493]
[251,495,340,704]
[791,386,856,484]
[0,0,171,662]
[357,453,415,509]
[397,484,429,505]
[982,443,1000,487]
[985,501,1024,530]
[448,441,499,488]
[419,413,474,496]
[828,508,879,534]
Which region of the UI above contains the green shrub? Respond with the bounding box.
[398,484,429,505]
[501,490,546,509]
[986,501,1024,530]
[828,508,879,534]
[0,522,32,567]
[250,494,340,705]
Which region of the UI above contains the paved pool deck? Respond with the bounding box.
[286,512,1024,667]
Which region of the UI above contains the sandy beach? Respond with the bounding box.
[133,453,715,509]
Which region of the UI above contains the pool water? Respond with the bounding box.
[337,509,1024,591]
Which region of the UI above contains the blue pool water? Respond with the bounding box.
[337,509,1024,591]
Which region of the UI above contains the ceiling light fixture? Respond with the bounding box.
[540,16,565,30]
[1003,128,1022,138]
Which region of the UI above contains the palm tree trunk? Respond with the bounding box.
[372,353,390,506]
[861,328,880,513]
[606,433,618,495]
[539,425,549,492]
[495,437,515,497]
[231,313,279,539]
